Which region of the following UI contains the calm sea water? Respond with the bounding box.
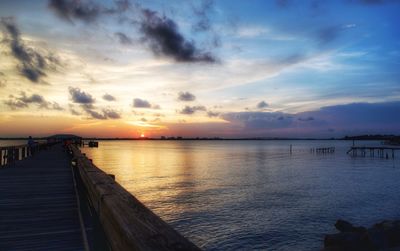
[3,140,399,250]
[79,140,400,250]
[0,140,26,147]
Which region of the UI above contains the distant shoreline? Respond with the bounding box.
[1,135,399,141]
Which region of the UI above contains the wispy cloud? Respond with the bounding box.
[0,17,60,83]
[180,105,206,115]
[4,92,63,110]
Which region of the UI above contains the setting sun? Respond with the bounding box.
[140,133,145,138]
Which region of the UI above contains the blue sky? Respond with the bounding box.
[0,0,399,138]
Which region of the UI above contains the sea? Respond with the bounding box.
[3,139,400,250]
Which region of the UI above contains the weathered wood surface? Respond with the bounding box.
[0,144,86,251]
[69,145,202,251]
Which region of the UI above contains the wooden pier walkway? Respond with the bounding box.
[0,144,87,251]
[0,140,200,251]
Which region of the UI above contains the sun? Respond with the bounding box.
[140,133,145,138]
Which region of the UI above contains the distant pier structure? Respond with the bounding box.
[310,147,336,154]
[347,146,400,159]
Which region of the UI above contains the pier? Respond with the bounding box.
[0,141,200,251]
[312,147,336,154]
[0,143,87,250]
[347,146,400,158]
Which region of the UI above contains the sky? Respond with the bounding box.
[0,0,399,138]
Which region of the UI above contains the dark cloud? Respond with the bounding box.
[47,0,217,63]
[132,98,160,109]
[4,92,63,110]
[103,109,121,119]
[82,105,106,119]
[222,102,400,137]
[80,104,121,120]
[48,0,100,23]
[133,98,151,108]
[140,9,216,63]
[298,116,315,121]
[48,0,131,24]
[102,93,116,101]
[178,91,196,102]
[69,87,95,104]
[0,17,60,83]
[180,105,206,115]
[115,32,133,45]
[317,26,341,45]
[222,111,294,130]
[4,99,28,110]
[48,0,129,23]
[257,101,269,109]
[207,111,220,117]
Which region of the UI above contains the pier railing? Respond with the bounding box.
[0,142,57,166]
[68,144,201,251]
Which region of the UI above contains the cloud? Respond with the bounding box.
[115,32,133,45]
[48,0,100,23]
[191,0,214,32]
[103,109,121,119]
[69,87,95,104]
[0,17,60,83]
[102,93,116,101]
[178,91,196,102]
[132,98,160,109]
[207,111,220,117]
[180,105,206,115]
[221,102,400,137]
[257,101,269,109]
[4,92,64,110]
[47,0,217,63]
[298,116,315,121]
[317,25,341,45]
[70,108,81,116]
[48,0,129,23]
[133,98,151,108]
[140,9,217,63]
[80,104,121,120]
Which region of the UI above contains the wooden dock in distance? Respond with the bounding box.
[347,146,400,158]
[310,147,336,154]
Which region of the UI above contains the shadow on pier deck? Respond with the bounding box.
[0,144,87,251]
[0,142,201,251]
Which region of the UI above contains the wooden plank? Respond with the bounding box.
[0,144,85,251]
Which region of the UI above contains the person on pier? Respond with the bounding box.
[27,136,35,156]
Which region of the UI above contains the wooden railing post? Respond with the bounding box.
[69,145,201,251]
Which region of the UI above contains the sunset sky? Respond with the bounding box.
[0,0,399,138]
